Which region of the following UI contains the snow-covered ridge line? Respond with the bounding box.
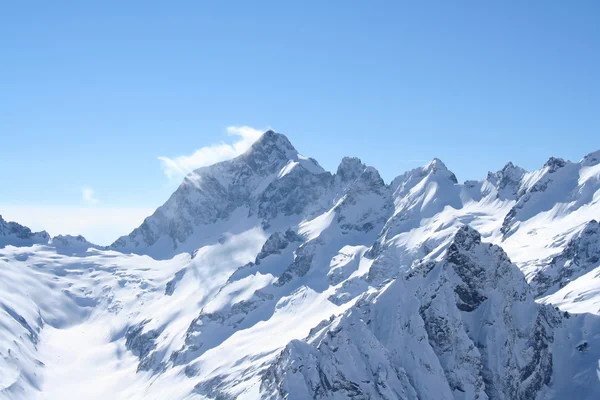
[0,214,99,250]
[2,130,600,399]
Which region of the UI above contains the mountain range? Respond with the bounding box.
[1,130,600,399]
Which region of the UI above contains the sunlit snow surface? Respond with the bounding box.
[2,134,600,399]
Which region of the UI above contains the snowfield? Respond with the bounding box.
[2,131,600,399]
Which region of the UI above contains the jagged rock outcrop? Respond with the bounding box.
[334,166,392,233]
[256,230,304,263]
[125,320,164,372]
[335,157,367,184]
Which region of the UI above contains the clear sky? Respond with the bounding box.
[2,1,599,244]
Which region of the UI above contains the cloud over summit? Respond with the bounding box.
[158,126,265,179]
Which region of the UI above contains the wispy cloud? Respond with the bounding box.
[158,126,265,180]
[82,186,99,204]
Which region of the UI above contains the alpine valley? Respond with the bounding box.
[2,131,600,400]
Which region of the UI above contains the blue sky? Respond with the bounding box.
[2,1,599,244]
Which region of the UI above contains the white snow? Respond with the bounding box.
[2,131,600,399]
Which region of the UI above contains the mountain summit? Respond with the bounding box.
[111,130,327,256]
[3,134,600,399]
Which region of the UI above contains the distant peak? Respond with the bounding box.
[501,161,522,172]
[502,161,526,175]
[582,149,600,166]
[247,130,296,155]
[238,130,304,173]
[336,157,366,182]
[51,234,94,247]
[425,157,446,170]
[52,234,88,242]
[544,156,566,173]
[424,158,458,184]
[487,162,526,188]
[339,156,363,166]
[0,215,50,242]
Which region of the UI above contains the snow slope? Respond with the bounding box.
[2,131,600,399]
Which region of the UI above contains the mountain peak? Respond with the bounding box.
[544,156,567,173]
[486,162,526,197]
[336,156,366,182]
[582,149,600,166]
[425,157,446,170]
[50,234,95,248]
[424,158,458,184]
[245,130,296,157]
[500,161,526,174]
[451,225,482,251]
[236,130,307,175]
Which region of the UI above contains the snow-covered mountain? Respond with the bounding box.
[0,215,50,248]
[110,131,329,258]
[2,130,600,399]
[262,226,600,400]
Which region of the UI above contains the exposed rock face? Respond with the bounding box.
[334,166,392,233]
[125,320,164,372]
[544,157,567,173]
[257,165,332,221]
[532,220,600,297]
[256,229,304,264]
[335,156,366,183]
[165,268,186,296]
[276,241,318,286]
